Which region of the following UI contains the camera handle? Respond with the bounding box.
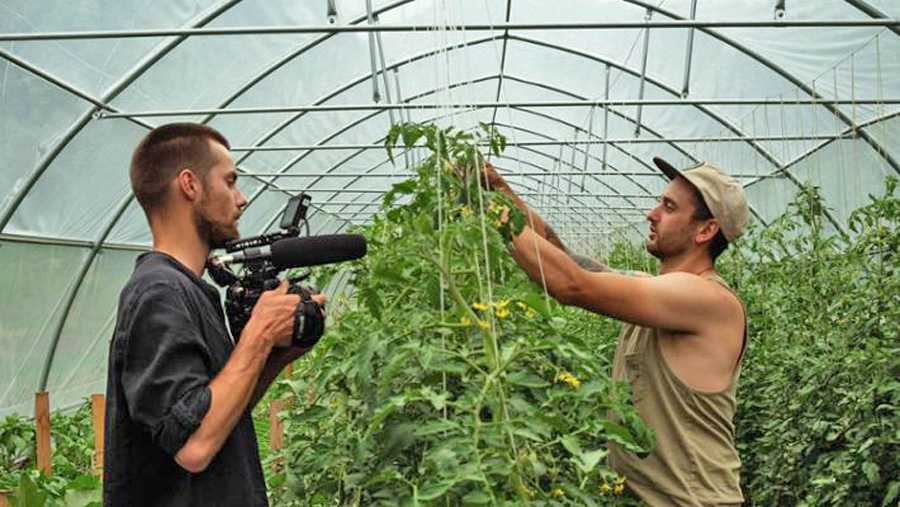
[288,283,325,348]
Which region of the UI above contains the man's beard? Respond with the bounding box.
[645,229,690,260]
[195,207,239,249]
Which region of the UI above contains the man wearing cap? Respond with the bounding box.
[482,157,749,506]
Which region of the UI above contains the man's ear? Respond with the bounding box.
[694,219,720,245]
[175,168,202,202]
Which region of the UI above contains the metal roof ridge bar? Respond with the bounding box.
[277,189,657,198]
[97,98,900,118]
[3,19,900,41]
[247,171,773,178]
[229,133,852,151]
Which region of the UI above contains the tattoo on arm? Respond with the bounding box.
[569,253,612,273]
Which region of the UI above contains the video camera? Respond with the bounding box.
[206,194,366,347]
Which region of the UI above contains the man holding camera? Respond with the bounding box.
[103,123,325,506]
[483,158,748,506]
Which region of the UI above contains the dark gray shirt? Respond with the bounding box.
[103,252,267,506]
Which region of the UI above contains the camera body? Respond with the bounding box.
[207,194,324,347]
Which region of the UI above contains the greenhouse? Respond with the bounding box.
[0,0,898,505]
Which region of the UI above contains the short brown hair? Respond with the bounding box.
[688,183,729,261]
[130,123,230,215]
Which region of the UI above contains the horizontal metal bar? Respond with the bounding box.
[99,98,900,118]
[244,170,771,179]
[535,206,648,211]
[316,201,384,206]
[290,188,659,200]
[229,133,853,152]
[0,233,149,252]
[2,20,898,41]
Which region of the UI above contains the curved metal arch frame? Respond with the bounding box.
[248,70,768,228]
[3,0,251,394]
[202,28,800,211]
[622,0,900,176]
[3,0,891,397]
[747,109,900,187]
[244,32,824,229]
[290,122,648,236]
[843,0,900,37]
[249,104,655,238]
[6,0,420,396]
[244,84,655,234]
[0,0,244,232]
[218,27,806,222]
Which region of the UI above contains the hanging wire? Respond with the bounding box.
[833,68,848,216]
[851,53,860,204]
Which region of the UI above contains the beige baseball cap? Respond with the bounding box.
[653,157,750,242]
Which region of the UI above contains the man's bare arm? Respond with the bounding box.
[248,347,307,408]
[510,225,736,331]
[173,282,299,473]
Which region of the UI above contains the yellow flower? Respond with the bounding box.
[488,201,502,214]
[516,302,528,311]
[473,302,489,311]
[460,316,471,326]
[550,488,565,498]
[526,308,536,320]
[554,371,581,387]
[477,320,491,330]
[614,476,626,485]
[492,219,502,228]
[460,206,473,218]
[496,306,509,319]
[613,484,625,495]
[599,482,612,494]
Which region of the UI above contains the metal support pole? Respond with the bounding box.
[681,0,698,97]
[602,65,610,173]
[635,8,652,137]
[365,0,381,102]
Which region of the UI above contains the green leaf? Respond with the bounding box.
[506,370,549,388]
[421,387,449,411]
[575,448,607,475]
[512,428,544,443]
[417,479,456,501]
[883,480,900,506]
[862,461,880,485]
[520,292,553,320]
[560,435,582,457]
[461,489,492,504]
[383,179,417,209]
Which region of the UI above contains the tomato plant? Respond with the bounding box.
[273,122,653,505]
[722,178,899,506]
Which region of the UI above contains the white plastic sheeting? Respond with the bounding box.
[1,0,898,415]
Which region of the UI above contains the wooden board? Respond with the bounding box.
[35,392,51,476]
[91,394,106,475]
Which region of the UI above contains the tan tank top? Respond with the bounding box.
[608,274,746,506]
